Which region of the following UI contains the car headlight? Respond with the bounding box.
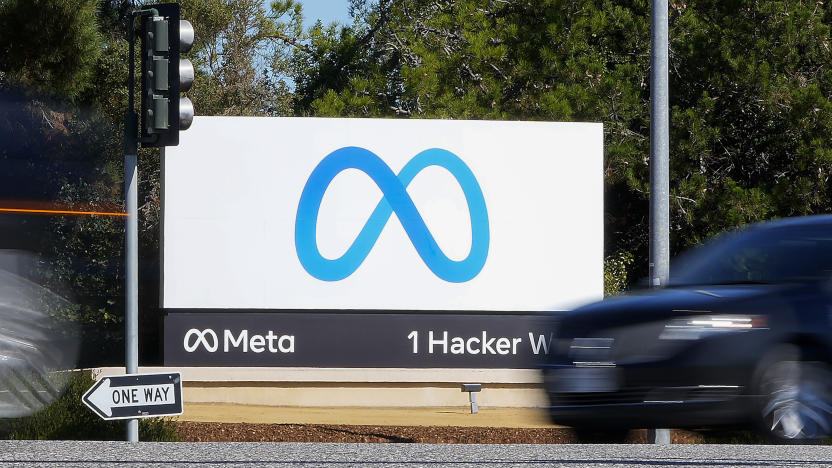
[659,314,768,341]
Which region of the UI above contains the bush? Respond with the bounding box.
[604,250,635,296]
[0,370,179,441]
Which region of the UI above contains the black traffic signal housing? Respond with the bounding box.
[140,3,194,147]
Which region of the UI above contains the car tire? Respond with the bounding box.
[754,344,832,443]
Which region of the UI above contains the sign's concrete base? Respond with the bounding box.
[92,367,547,408]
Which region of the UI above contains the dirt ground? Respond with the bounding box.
[177,404,556,428]
[174,422,704,443]
[173,404,705,443]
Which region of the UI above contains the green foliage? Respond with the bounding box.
[0,371,178,441]
[182,0,295,116]
[47,179,126,363]
[0,0,102,101]
[293,0,832,284]
[604,250,634,295]
[669,0,832,248]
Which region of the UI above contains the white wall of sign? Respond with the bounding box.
[162,117,603,311]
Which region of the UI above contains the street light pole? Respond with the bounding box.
[125,10,140,443]
[124,7,159,443]
[648,0,671,445]
[124,143,139,443]
[124,7,193,441]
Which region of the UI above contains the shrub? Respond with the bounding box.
[0,370,179,441]
[604,250,635,296]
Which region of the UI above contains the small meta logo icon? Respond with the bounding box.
[295,146,489,283]
[183,329,219,352]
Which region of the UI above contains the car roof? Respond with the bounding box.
[750,214,832,231]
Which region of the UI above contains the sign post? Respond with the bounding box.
[82,372,183,420]
[125,3,195,441]
[648,0,671,445]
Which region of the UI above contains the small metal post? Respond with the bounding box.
[648,428,671,444]
[461,384,482,414]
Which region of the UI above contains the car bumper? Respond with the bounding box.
[543,364,756,429]
[547,398,752,429]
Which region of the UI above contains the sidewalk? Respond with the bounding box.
[177,403,560,428]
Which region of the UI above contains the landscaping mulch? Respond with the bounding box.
[175,422,706,444]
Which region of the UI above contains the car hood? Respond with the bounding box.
[558,284,788,330]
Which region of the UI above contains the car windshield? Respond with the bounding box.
[669,224,832,286]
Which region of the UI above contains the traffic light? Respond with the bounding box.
[140,3,194,147]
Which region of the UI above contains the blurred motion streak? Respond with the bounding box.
[0,200,126,217]
[0,250,80,418]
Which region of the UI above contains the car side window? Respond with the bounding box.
[674,226,832,285]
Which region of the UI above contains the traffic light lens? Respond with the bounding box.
[180,20,195,53]
[179,97,194,131]
[179,59,194,92]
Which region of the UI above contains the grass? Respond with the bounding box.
[0,370,179,441]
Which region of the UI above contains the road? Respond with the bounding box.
[0,440,830,467]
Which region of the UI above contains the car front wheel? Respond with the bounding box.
[756,346,832,442]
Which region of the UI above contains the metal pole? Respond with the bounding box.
[648,0,671,445]
[125,155,139,442]
[125,11,140,443]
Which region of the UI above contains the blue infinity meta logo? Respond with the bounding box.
[295,146,489,283]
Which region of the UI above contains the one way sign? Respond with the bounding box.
[82,372,183,420]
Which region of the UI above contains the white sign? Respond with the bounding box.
[82,373,183,420]
[162,117,603,311]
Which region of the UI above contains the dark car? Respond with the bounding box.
[543,215,832,442]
